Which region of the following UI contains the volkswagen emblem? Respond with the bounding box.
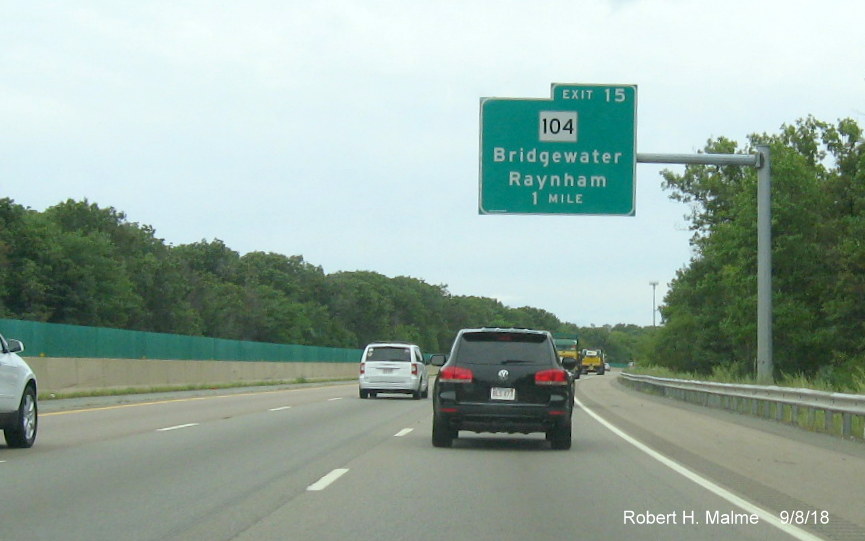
[497,369,509,381]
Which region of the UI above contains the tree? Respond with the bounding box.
[653,117,865,381]
[0,199,46,319]
[2,196,665,359]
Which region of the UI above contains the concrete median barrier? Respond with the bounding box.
[27,357,358,395]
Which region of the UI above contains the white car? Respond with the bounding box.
[359,342,429,399]
[0,333,38,448]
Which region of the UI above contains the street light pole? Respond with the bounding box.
[649,281,658,327]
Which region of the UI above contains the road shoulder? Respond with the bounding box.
[575,373,865,541]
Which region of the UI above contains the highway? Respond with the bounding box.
[2,374,864,541]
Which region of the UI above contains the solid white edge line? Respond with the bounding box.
[156,423,199,432]
[307,468,349,491]
[394,428,413,437]
[574,395,825,541]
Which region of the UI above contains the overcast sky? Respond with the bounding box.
[3,0,863,327]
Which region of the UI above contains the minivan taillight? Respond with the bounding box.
[439,366,473,383]
[412,363,418,376]
[360,362,365,375]
[535,369,569,386]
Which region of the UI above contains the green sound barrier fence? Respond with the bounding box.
[0,318,362,363]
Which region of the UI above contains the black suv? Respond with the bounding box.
[430,328,577,449]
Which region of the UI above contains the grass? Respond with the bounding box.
[38,376,355,401]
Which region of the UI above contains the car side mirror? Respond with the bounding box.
[430,354,447,367]
[6,339,24,354]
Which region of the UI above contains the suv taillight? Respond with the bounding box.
[535,369,569,386]
[439,366,473,383]
[412,363,418,376]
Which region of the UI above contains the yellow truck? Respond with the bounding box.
[580,348,606,375]
[553,335,581,379]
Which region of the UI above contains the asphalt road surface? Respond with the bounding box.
[2,373,864,541]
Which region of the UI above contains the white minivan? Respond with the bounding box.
[359,342,429,399]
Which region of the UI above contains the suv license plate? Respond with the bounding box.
[491,387,516,401]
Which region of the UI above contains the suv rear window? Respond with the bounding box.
[366,346,411,362]
[455,332,553,366]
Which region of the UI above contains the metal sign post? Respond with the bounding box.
[755,145,773,384]
[637,150,773,383]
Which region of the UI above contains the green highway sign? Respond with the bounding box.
[479,83,637,216]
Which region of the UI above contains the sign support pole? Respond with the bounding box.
[755,145,772,384]
[636,149,773,383]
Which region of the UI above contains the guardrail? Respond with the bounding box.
[618,372,865,440]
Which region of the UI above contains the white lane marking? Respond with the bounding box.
[307,468,349,491]
[328,397,343,401]
[156,423,199,432]
[394,428,413,437]
[574,396,824,541]
[43,384,356,417]
[269,406,292,411]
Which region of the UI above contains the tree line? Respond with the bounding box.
[0,197,652,359]
[649,116,865,387]
[10,115,855,379]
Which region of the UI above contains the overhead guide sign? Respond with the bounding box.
[479,83,637,216]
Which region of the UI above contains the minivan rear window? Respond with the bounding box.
[366,346,411,362]
[457,332,553,365]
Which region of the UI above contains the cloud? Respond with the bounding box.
[3,0,863,326]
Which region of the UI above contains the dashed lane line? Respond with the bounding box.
[307,468,349,491]
[156,423,199,432]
